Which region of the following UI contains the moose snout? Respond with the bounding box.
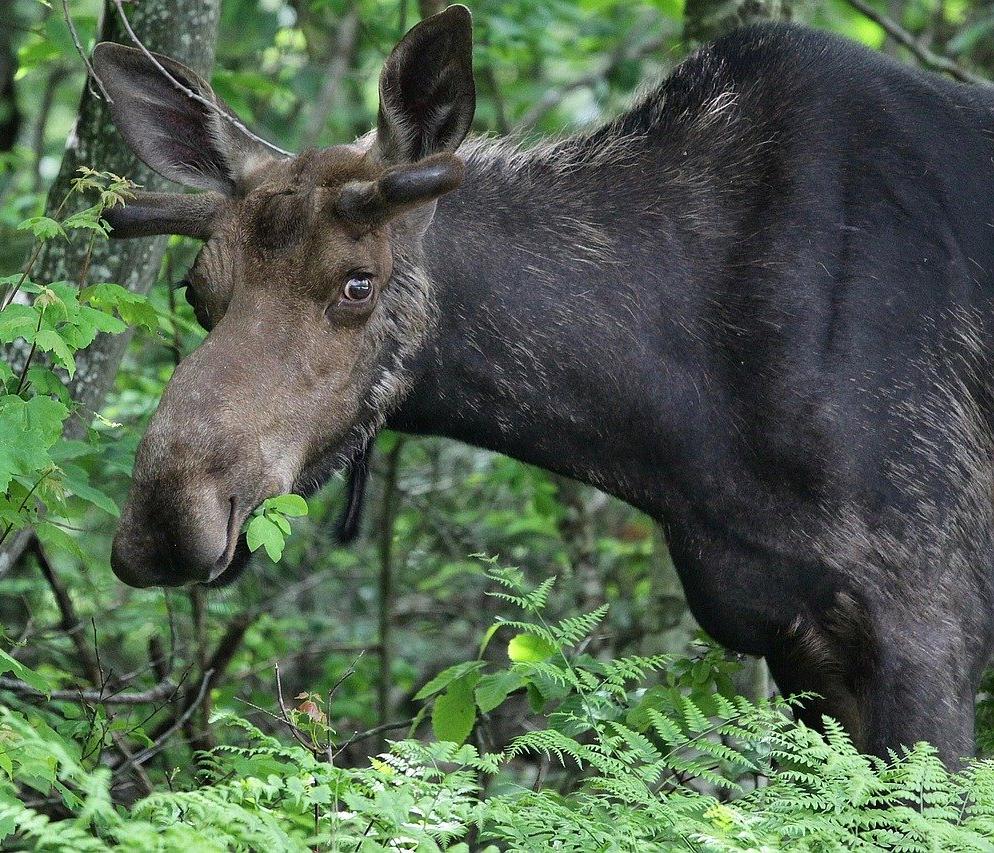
[111,402,272,588]
[111,485,240,587]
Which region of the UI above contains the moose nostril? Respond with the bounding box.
[225,496,239,545]
[208,496,245,583]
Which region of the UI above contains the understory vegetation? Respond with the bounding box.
[5,0,994,850]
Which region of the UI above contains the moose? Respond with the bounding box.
[96,6,994,765]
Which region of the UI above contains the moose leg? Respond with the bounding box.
[766,592,983,767]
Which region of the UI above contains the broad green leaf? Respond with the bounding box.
[0,304,39,343]
[269,512,291,535]
[0,394,67,492]
[35,521,86,562]
[25,367,70,404]
[80,283,157,331]
[246,514,285,562]
[477,623,501,658]
[17,216,65,240]
[265,493,308,517]
[0,648,49,694]
[33,329,76,376]
[508,632,557,663]
[431,675,477,745]
[58,464,119,517]
[62,205,110,235]
[475,670,526,714]
[414,660,487,701]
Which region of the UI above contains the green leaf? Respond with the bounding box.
[265,493,308,517]
[58,464,119,517]
[414,661,487,701]
[25,367,70,404]
[477,623,501,658]
[62,205,110,235]
[33,329,76,376]
[35,522,86,561]
[432,675,477,745]
[0,649,50,694]
[508,632,557,663]
[475,670,526,714]
[246,514,285,562]
[0,395,67,492]
[79,283,157,331]
[17,216,65,240]
[269,512,291,535]
[525,681,546,714]
[0,304,39,343]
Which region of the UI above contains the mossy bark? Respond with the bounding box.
[36,0,222,431]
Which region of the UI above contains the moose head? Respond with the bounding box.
[99,6,476,587]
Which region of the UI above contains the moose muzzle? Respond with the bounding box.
[110,337,285,588]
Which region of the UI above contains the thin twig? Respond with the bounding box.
[0,677,178,705]
[32,538,103,687]
[62,0,113,102]
[332,716,417,760]
[274,663,316,752]
[110,0,291,156]
[846,0,989,85]
[234,696,315,747]
[134,613,255,753]
[113,670,214,776]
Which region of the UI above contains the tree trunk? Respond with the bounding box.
[684,0,791,43]
[0,0,222,574]
[0,0,21,151]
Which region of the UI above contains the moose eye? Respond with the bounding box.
[343,276,373,303]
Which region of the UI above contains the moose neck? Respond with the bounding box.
[388,128,739,519]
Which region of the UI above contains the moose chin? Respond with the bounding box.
[99,5,994,767]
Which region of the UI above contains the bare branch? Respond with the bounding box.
[332,716,417,760]
[234,696,315,749]
[0,677,179,705]
[846,0,989,85]
[62,0,113,102]
[32,538,103,688]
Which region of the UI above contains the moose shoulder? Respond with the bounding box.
[95,8,994,765]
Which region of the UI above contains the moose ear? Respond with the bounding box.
[374,5,475,165]
[92,43,281,195]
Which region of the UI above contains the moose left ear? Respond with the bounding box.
[374,5,476,165]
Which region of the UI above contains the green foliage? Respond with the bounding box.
[0,169,143,549]
[5,1,994,850]
[3,566,994,850]
[245,494,309,562]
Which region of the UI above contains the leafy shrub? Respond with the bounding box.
[2,562,994,851]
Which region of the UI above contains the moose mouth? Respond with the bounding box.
[204,497,254,588]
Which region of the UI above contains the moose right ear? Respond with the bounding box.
[92,43,281,195]
[374,5,476,165]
